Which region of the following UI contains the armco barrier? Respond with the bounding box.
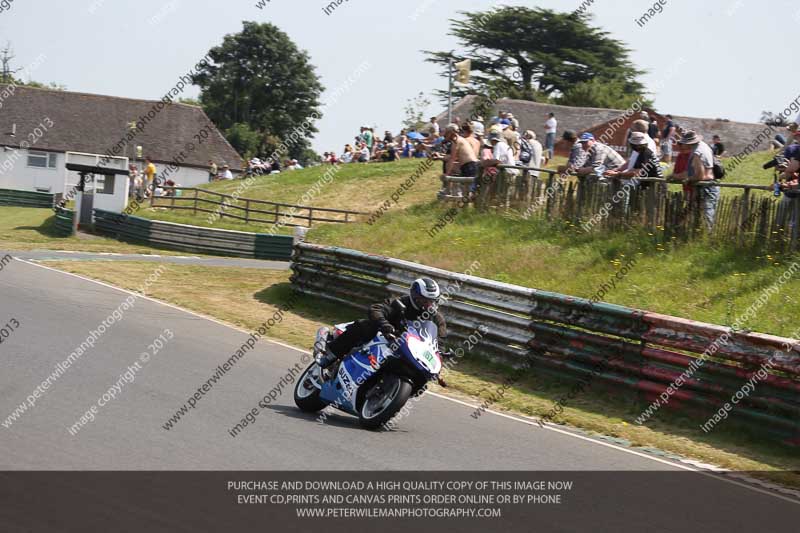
[0,188,56,208]
[54,206,74,236]
[291,242,800,445]
[93,209,293,261]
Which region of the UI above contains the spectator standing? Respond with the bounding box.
[363,127,374,153]
[208,160,218,182]
[502,121,519,160]
[661,114,677,164]
[544,113,558,159]
[575,133,625,181]
[508,112,520,130]
[462,123,481,160]
[128,164,139,198]
[519,130,543,173]
[426,116,440,138]
[647,116,660,141]
[471,116,485,138]
[711,135,726,157]
[143,158,157,196]
[676,131,718,229]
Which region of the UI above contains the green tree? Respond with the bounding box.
[425,7,646,106]
[402,91,431,131]
[192,21,324,161]
[177,96,200,106]
[558,78,653,110]
[225,122,262,159]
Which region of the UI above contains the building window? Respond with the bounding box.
[27,151,58,169]
[95,175,115,195]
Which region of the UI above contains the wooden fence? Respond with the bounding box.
[442,167,798,252]
[150,187,365,229]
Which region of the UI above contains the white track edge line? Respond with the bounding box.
[14,257,800,505]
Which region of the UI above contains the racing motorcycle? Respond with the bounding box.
[293,302,443,430]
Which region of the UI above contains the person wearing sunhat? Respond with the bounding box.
[221,164,233,180]
[575,132,625,180]
[676,130,718,229]
[482,131,519,176]
[605,131,663,189]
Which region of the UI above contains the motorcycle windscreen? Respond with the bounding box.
[402,321,442,375]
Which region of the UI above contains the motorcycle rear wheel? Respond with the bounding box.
[358,374,412,430]
[294,363,327,412]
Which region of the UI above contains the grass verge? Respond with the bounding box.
[0,206,196,255]
[42,260,800,488]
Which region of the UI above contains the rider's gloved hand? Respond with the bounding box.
[380,324,396,337]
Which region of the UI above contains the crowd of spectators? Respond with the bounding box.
[397,106,800,231]
[205,104,800,233]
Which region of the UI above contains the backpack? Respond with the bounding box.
[519,138,533,164]
[712,156,726,180]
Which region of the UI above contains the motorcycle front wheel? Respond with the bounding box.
[294,363,327,412]
[358,374,412,430]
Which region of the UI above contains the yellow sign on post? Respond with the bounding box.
[455,59,471,84]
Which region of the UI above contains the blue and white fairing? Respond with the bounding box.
[318,321,442,415]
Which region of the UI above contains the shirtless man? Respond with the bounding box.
[444,124,479,178]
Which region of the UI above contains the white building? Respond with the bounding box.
[0,84,242,196]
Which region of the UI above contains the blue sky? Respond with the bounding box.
[1,0,798,152]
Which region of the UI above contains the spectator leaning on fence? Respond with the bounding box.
[444,124,479,178]
[776,144,800,232]
[482,132,519,179]
[623,121,658,174]
[574,133,626,181]
[673,130,719,229]
[557,130,588,175]
[605,131,664,187]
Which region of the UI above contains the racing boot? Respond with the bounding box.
[316,347,339,370]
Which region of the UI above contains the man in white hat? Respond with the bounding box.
[605,132,663,184]
[676,130,718,229]
[482,131,519,176]
[471,116,485,138]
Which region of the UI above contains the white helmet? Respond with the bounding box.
[410,278,441,312]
